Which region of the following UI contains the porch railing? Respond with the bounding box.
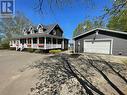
[46,44,61,49]
[10,44,62,49]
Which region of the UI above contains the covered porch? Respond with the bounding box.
[10,36,67,50]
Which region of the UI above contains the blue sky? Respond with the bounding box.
[16,0,113,40]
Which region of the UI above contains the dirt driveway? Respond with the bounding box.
[0,50,127,95]
[0,50,47,95]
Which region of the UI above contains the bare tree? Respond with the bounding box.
[35,0,94,14]
[35,0,127,18]
[0,12,32,39]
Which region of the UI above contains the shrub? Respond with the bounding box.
[27,48,34,53]
[34,49,41,53]
[9,47,15,50]
[49,49,62,54]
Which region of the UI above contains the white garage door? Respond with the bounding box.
[84,40,111,54]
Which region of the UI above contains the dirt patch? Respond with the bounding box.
[29,53,127,95]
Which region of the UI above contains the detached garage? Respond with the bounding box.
[73,28,127,55]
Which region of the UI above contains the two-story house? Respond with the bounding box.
[10,24,68,51]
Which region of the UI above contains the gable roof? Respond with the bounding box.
[24,23,58,34]
[73,28,127,39]
[12,23,66,39]
[44,24,58,34]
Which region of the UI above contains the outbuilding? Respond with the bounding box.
[73,28,127,55]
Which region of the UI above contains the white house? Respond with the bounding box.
[10,24,68,51]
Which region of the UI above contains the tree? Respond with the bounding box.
[102,0,127,19]
[73,23,84,37]
[84,20,93,30]
[35,0,94,14]
[73,20,94,37]
[73,18,104,37]
[35,0,127,16]
[93,17,104,28]
[0,12,32,39]
[107,10,127,32]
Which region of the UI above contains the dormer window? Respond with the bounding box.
[37,24,45,33]
[38,27,43,33]
[29,27,34,34]
[23,29,27,35]
[27,31,30,34]
[53,30,56,35]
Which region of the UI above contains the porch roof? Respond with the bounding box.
[12,33,67,40]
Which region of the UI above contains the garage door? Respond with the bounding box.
[84,40,111,54]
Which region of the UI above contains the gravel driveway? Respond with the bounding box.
[0,50,47,95]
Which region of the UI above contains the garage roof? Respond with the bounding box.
[73,28,127,39]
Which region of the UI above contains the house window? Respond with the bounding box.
[58,39,62,44]
[20,39,26,44]
[38,28,43,33]
[28,38,31,44]
[53,38,56,44]
[46,38,51,44]
[53,30,56,35]
[27,31,30,34]
[33,38,37,44]
[24,39,26,44]
[39,37,44,44]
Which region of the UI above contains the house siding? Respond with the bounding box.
[50,27,63,37]
[74,30,127,55]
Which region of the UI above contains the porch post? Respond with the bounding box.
[19,39,20,45]
[51,38,53,49]
[62,39,64,50]
[44,37,46,49]
[56,39,58,48]
[37,37,39,49]
[37,38,39,44]
[73,40,75,53]
[26,38,28,44]
[31,38,33,48]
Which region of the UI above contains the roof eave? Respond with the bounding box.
[73,28,127,39]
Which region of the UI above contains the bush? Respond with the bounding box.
[34,49,41,53]
[49,49,62,54]
[0,39,9,49]
[27,48,34,53]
